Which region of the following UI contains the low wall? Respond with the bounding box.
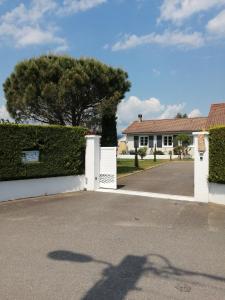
[117,154,179,160]
[0,175,85,202]
[209,183,225,206]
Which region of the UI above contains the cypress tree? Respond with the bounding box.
[101,114,118,147]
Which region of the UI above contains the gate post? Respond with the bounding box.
[193,132,209,203]
[85,135,101,191]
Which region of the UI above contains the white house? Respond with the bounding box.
[122,103,225,157]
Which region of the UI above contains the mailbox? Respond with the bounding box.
[199,151,204,161]
[198,134,206,161]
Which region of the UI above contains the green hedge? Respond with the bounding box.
[209,126,225,184]
[0,124,88,181]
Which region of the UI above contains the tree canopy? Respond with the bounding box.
[4,55,131,130]
[175,113,188,119]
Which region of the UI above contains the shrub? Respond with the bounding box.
[129,150,136,155]
[0,123,88,181]
[209,126,225,184]
[138,147,147,159]
[155,150,164,155]
[175,134,191,158]
[173,146,182,157]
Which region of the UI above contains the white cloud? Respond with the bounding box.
[188,108,202,118]
[0,0,106,49]
[117,96,164,125]
[0,1,67,49]
[159,0,225,24]
[57,0,107,16]
[117,96,188,133]
[158,103,185,119]
[117,96,202,133]
[0,104,12,121]
[112,30,205,51]
[207,9,225,36]
[1,1,56,25]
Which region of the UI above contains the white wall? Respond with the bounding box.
[0,175,85,202]
[193,132,209,203]
[193,132,225,206]
[209,183,225,206]
[127,135,134,151]
[85,135,101,191]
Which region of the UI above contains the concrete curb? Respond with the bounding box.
[97,188,195,202]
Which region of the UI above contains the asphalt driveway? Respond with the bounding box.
[118,161,194,196]
[1,191,225,300]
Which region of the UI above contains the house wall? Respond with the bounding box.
[126,134,194,157]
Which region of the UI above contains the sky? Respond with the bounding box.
[0,0,225,133]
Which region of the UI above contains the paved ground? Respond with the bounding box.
[1,191,225,300]
[118,161,194,196]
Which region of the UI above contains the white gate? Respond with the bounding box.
[99,147,117,189]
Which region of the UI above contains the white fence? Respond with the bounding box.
[85,136,117,191]
[100,147,117,189]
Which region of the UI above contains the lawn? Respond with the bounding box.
[117,159,167,177]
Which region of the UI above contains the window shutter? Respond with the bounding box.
[149,136,154,148]
[134,136,139,148]
[173,135,178,147]
[157,135,162,148]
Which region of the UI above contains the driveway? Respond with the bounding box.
[0,191,225,300]
[118,161,194,196]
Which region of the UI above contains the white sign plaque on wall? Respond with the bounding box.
[22,150,40,163]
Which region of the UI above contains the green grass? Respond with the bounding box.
[117,159,167,177]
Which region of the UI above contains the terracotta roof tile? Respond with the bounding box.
[123,117,208,134]
[206,103,225,129]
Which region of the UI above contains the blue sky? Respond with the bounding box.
[0,0,225,132]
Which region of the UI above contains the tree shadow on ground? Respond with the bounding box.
[48,251,225,300]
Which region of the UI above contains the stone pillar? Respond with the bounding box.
[193,132,209,203]
[85,135,101,191]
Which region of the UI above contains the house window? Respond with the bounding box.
[163,135,173,147]
[140,136,148,146]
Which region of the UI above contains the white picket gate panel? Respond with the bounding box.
[99,147,117,189]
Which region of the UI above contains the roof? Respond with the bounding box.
[123,117,208,134]
[206,103,225,129]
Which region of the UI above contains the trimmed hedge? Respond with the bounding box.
[0,123,88,181]
[209,126,225,184]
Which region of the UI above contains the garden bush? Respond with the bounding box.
[138,147,147,159]
[155,150,164,155]
[0,123,88,181]
[129,150,136,155]
[209,126,225,184]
